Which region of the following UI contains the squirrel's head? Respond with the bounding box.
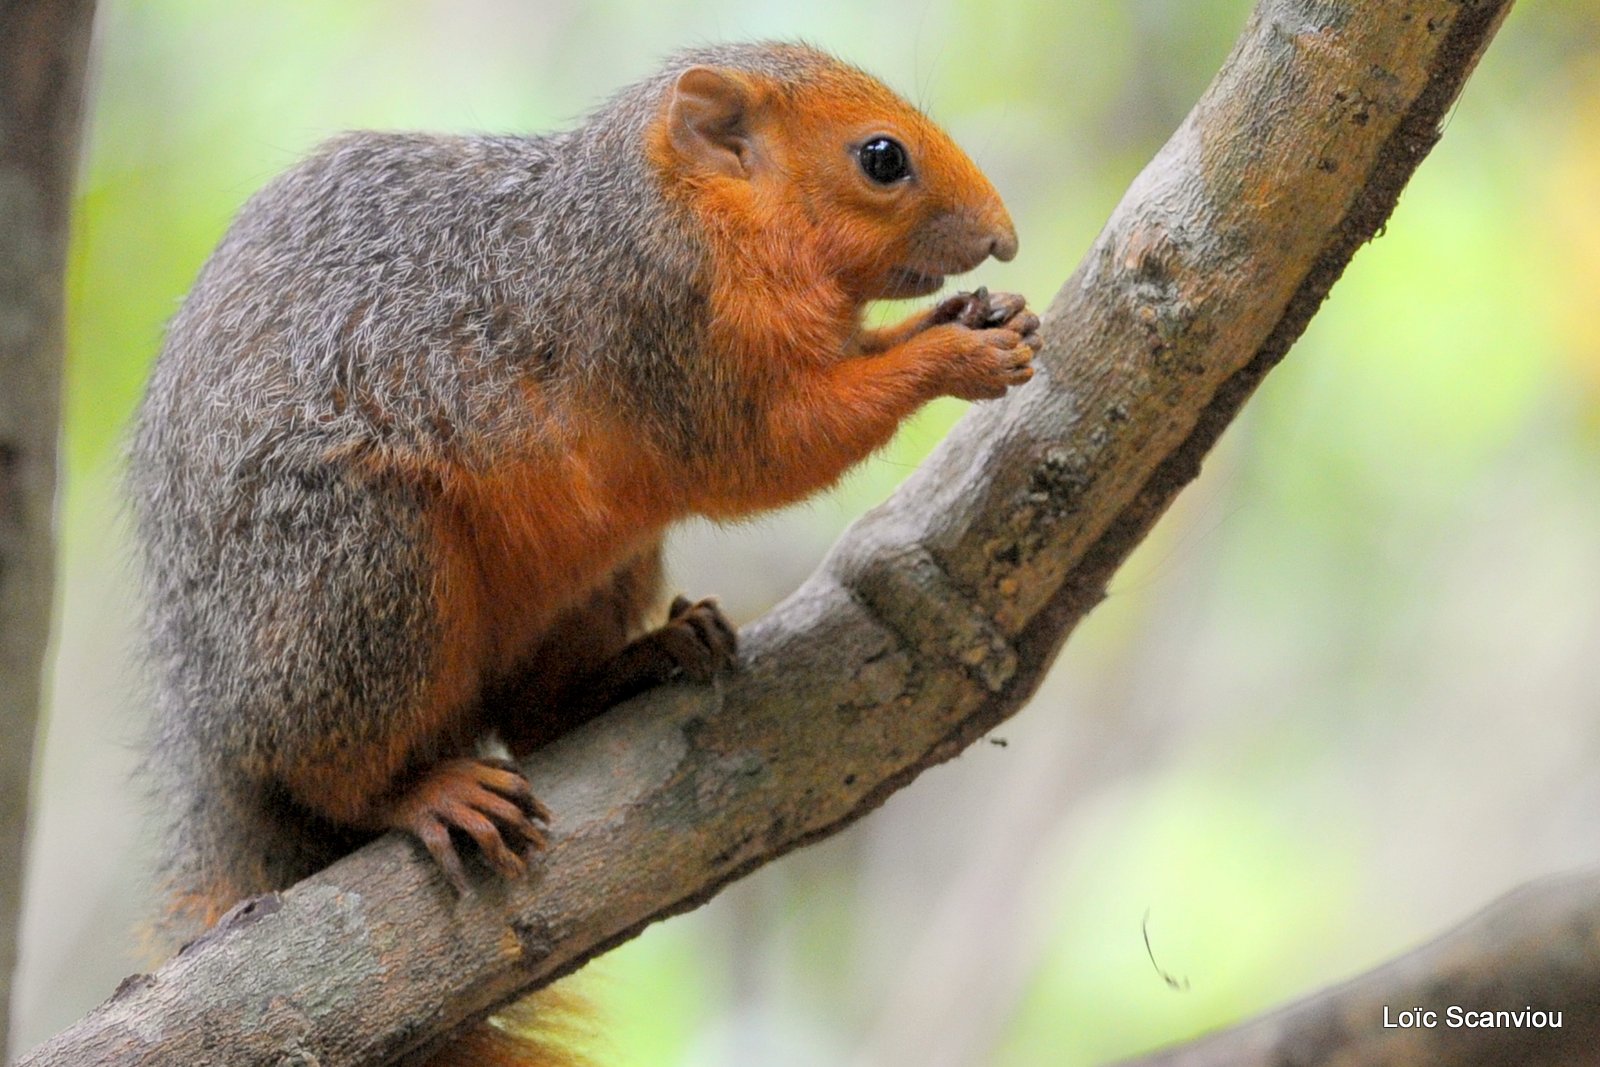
[650,43,1016,303]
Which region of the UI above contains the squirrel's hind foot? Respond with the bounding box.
[386,757,551,892]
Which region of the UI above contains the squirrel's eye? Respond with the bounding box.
[857,137,911,184]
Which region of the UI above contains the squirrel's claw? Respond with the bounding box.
[476,756,554,823]
[661,595,738,683]
[930,288,1037,337]
[414,813,472,894]
[388,758,551,892]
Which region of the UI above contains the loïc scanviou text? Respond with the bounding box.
[1383,1006,1563,1029]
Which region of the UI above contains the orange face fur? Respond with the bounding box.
[760,69,1015,301]
[649,55,1016,333]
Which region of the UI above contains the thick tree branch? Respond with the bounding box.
[17,2,1516,1064]
[1118,867,1600,1066]
[0,0,97,1057]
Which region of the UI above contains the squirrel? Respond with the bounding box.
[128,40,1038,1067]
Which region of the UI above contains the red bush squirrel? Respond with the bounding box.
[130,40,1037,1065]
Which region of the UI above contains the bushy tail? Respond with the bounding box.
[419,986,597,1067]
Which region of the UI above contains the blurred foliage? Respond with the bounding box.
[17,1,1600,1064]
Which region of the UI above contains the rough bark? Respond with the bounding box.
[16,1,1518,1064]
[0,0,97,1057]
[1118,867,1600,1067]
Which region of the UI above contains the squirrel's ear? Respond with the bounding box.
[667,67,756,179]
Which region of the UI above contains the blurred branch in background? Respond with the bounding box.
[0,0,98,1056]
[14,1,1525,1064]
[1119,867,1600,1066]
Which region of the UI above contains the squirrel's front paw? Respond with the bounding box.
[928,288,1039,401]
[388,757,552,892]
[938,322,1037,401]
[932,287,1040,340]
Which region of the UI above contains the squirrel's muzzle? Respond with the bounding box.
[987,218,1018,263]
[909,200,1018,279]
[882,203,1017,299]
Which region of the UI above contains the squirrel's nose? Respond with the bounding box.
[988,226,1018,263]
[978,200,1017,262]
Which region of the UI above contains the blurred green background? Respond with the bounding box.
[15,1,1600,1063]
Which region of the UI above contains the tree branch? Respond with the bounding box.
[1117,867,1600,1066]
[0,0,97,1057]
[16,1,1515,1064]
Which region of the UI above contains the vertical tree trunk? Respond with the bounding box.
[0,0,99,1056]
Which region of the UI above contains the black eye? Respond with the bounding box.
[858,137,910,184]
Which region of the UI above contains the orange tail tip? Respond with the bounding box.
[418,986,598,1067]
